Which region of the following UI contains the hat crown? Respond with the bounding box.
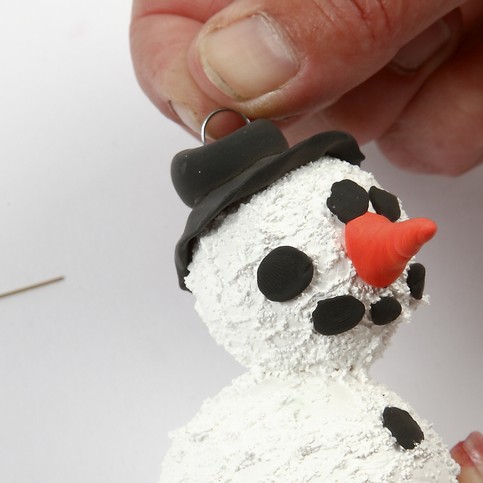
[171,119,288,208]
[170,119,365,290]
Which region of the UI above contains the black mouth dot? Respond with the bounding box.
[312,295,365,335]
[371,297,402,325]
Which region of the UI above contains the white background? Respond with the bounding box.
[0,1,481,482]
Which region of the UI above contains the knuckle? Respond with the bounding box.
[350,0,398,42]
[311,0,400,47]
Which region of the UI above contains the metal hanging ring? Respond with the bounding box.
[200,108,250,145]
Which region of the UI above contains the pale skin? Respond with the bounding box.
[130,0,483,175]
[129,1,482,479]
[452,433,483,483]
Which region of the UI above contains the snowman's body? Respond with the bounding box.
[161,157,458,482]
[161,373,454,482]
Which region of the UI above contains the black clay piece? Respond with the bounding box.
[172,120,288,208]
[173,122,365,290]
[327,179,369,223]
[312,295,365,335]
[369,186,401,222]
[383,406,424,450]
[370,297,402,325]
[257,246,314,302]
[407,263,426,300]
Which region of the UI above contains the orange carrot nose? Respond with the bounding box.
[345,212,437,287]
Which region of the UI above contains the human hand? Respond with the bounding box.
[130,0,483,175]
[452,432,483,482]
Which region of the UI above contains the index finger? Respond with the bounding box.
[130,0,232,135]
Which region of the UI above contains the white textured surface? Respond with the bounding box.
[161,373,458,482]
[186,158,417,376]
[161,158,458,482]
[0,1,482,482]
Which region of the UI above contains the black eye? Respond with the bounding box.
[370,297,402,325]
[327,179,369,223]
[369,186,401,221]
[312,295,365,335]
[257,246,314,302]
[407,263,426,299]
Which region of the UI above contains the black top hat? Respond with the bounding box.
[171,119,364,290]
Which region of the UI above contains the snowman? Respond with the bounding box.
[162,118,459,482]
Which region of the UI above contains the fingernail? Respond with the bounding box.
[199,14,299,100]
[391,19,451,73]
[463,432,483,473]
[169,101,201,134]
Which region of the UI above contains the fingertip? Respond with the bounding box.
[389,9,463,75]
[464,432,483,469]
[452,433,483,483]
[452,441,475,468]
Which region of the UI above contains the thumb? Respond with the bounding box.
[188,0,466,119]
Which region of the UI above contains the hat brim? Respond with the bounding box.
[175,130,364,290]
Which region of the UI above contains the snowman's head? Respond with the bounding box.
[185,157,434,376]
[172,120,434,376]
